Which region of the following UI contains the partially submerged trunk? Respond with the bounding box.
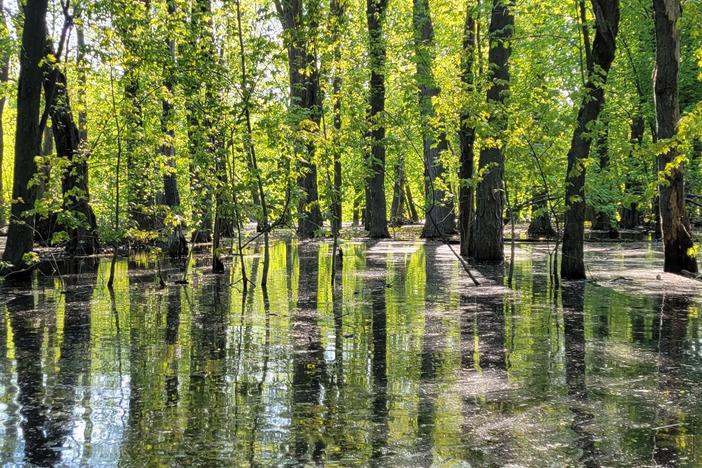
[276,0,323,239]
[459,2,476,257]
[162,0,187,257]
[364,0,390,238]
[413,0,455,239]
[3,0,49,269]
[42,40,99,255]
[186,0,218,244]
[117,1,154,234]
[653,0,697,273]
[527,193,556,238]
[330,0,344,237]
[561,0,619,279]
[211,163,226,273]
[0,0,9,229]
[473,0,514,262]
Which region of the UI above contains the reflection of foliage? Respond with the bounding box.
[2,241,699,465]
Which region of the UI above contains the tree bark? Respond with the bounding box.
[459,2,476,257]
[620,114,645,228]
[76,22,87,142]
[390,157,406,226]
[0,0,9,229]
[561,0,619,279]
[186,0,217,243]
[115,0,153,233]
[413,0,455,239]
[472,0,514,262]
[653,0,697,273]
[364,0,390,238]
[161,0,186,257]
[330,0,344,236]
[527,192,556,238]
[3,0,49,269]
[276,0,324,239]
[591,121,618,234]
[405,184,419,223]
[34,126,56,244]
[352,189,361,226]
[42,39,99,255]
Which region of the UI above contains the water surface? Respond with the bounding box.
[1,240,701,466]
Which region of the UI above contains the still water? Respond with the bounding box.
[0,240,701,466]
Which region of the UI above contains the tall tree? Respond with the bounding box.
[329,0,345,236]
[185,0,216,243]
[389,156,406,226]
[115,0,154,233]
[365,0,390,238]
[161,0,186,256]
[0,0,10,229]
[413,0,455,239]
[42,38,99,255]
[235,0,270,283]
[3,0,49,269]
[275,0,324,239]
[472,0,514,262]
[459,1,477,257]
[653,0,697,273]
[561,0,620,279]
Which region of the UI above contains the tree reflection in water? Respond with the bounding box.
[1,241,702,465]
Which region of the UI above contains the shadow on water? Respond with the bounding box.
[2,240,702,465]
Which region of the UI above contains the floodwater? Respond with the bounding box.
[1,240,701,466]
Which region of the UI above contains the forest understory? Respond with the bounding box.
[1,0,702,464]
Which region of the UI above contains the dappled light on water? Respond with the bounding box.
[1,240,701,466]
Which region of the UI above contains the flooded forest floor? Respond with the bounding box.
[1,225,702,466]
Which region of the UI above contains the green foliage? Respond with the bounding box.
[0,0,699,250]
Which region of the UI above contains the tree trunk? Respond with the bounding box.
[405,184,419,223]
[527,193,556,238]
[186,0,218,244]
[561,0,619,279]
[42,40,99,255]
[413,0,455,239]
[592,122,616,232]
[472,0,514,262]
[34,127,56,244]
[3,0,48,269]
[365,0,390,238]
[620,114,645,229]
[76,22,87,143]
[116,0,153,233]
[161,0,187,257]
[276,0,323,239]
[330,0,344,237]
[0,0,9,229]
[459,2,476,257]
[211,171,226,273]
[390,157,406,226]
[653,0,697,273]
